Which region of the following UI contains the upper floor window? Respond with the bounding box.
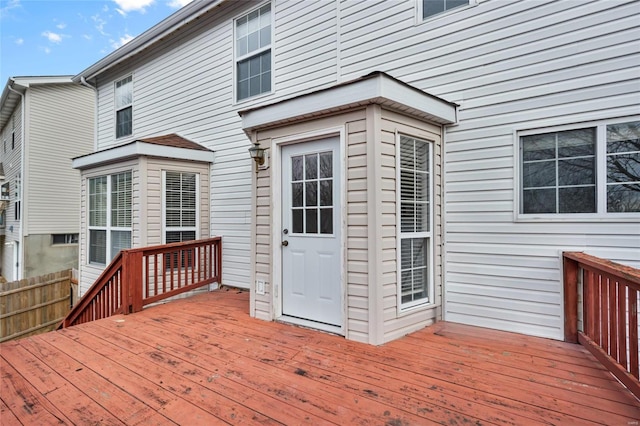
[115,75,133,138]
[421,0,470,20]
[519,119,640,216]
[235,3,272,101]
[88,171,132,265]
[398,135,433,309]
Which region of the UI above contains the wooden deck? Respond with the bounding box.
[2,288,638,425]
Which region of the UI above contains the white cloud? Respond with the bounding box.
[56,22,66,30]
[0,0,21,20]
[92,14,108,36]
[115,8,126,17]
[112,0,155,13]
[15,38,23,45]
[83,34,92,41]
[43,47,51,54]
[167,0,192,9]
[110,34,134,49]
[42,31,63,44]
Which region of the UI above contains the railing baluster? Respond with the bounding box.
[619,284,628,370]
[630,288,639,379]
[601,275,609,354]
[609,278,618,363]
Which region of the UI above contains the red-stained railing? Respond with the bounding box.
[60,237,222,328]
[563,252,639,398]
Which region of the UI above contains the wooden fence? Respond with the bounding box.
[0,269,74,342]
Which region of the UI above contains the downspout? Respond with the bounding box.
[79,76,98,151]
[7,79,25,280]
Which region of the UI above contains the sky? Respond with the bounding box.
[0,0,194,85]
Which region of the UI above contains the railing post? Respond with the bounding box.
[128,250,144,313]
[563,252,579,343]
[121,251,131,313]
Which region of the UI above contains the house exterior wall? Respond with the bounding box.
[25,84,94,235]
[23,234,78,277]
[85,0,639,340]
[0,101,23,281]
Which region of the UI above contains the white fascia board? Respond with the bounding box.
[11,76,73,87]
[241,73,457,131]
[72,141,215,170]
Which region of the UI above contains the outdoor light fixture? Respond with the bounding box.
[248,142,265,166]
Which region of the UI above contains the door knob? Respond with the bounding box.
[282,240,289,247]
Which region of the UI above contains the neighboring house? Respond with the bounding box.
[72,0,639,345]
[0,76,94,281]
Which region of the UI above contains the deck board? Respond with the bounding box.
[1,288,639,425]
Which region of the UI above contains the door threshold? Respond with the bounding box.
[278,315,343,336]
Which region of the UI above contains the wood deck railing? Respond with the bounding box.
[563,251,640,398]
[60,237,222,328]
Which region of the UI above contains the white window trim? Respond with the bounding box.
[416,0,479,25]
[161,170,200,245]
[88,172,132,265]
[514,115,640,222]
[114,74,133,139]
[396,133,435,313]
[232,1,274,104]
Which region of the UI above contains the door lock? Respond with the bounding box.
[282,240,289,247]
[283,229,288,234]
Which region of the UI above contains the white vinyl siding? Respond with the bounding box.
[26,84,94,235]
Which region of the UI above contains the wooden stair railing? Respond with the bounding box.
[60,237,222,328]
[564,251,640,399]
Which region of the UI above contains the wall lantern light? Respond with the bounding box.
[248,142,265,166]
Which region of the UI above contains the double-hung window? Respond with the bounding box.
[88,171,132,265]
[115,75,133,138]
[421,0,471,20]
[235,3,272,101]
[398,135,433,309]
[519,119,640,215]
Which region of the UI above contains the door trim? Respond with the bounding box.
[271,126,347,335]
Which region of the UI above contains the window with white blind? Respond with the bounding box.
[115,75,133,138]
[163,171,198,244]
[397,135,433,309]
[88,171,132,265]
[235,3,272,101]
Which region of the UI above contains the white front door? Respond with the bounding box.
[281,137,342,327]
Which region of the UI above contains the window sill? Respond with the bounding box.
[516,213,640,223]
[234,90,274,107]
[397,300,438,318]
